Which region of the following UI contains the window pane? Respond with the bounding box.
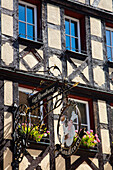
[19,4,25,21]
[66,35,70,50]
[27,24,34,40]
[107,46,112,61]
[106,30,111,46]
[77,102,87,124]
[19,22,26,38]
[111,32,113,47]
[27,7,34,24]
[71,38,78,52]
[71,21,77,37]
[65,19,70,35]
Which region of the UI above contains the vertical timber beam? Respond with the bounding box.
[0,80,4,170]
[85,15,94,86]
[12,0,19,169]
[65,157,71,170]
[0,0,1,65]
[13,0,19,69]
[93,99,104,169]
[61,8,67,79]
[48,98,56,170]
[101,20,110,90]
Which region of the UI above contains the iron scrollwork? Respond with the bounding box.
[11,65,80,167]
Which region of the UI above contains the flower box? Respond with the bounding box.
[75,146,98,158]
[18,123,50,146]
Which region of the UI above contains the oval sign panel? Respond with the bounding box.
[56,101,85,157]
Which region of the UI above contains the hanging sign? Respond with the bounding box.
[56,102,85,157]
[28,81,59,106]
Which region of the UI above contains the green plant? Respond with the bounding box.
[18,123,50,143]
[74,129,100,148]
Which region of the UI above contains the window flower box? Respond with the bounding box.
[18,123,50,146]
[74,129,100,157]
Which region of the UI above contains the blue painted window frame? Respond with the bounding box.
[19,1,37,41]
[106,27,113,61]
[65,16,81,53]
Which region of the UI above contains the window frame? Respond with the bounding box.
[19,1,37,41]
[19,86,44,126]
[106,27,113,61]
[69,98,90,131]
[65,16,81,53]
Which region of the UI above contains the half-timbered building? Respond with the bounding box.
[0,0,113,169]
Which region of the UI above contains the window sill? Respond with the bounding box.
[75,146,98,158]
[18,37,43,49]
[66,50,88,61]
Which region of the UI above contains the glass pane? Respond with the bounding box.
[66,35,70,50]
[19,4,25,21]
[27,7,34,24]
[71,38,78,52]
[27,24,34,40]
[111,32,113,47]
[107,46,112,61]
[65,19,70,35]
[106,30,111,46]
[71,21,77,37]
[19,22,26,38]
[77,102,87,124]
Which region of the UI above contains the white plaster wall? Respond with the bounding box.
[91,40,103,60]
[104,162,112,170]
[4,81,13,106]
[98,100,108,124]
[49,55,62,76]
[4,148,12,170]
[98,0,112,12]
[90,17,102,37]
[73,75,86,84]
[20,61,28,71]
[89,158,99,168]
[71,155,80,164]
[24,52,38,68]
[19,156,30,170]
[76,161,92,169]
[4,112,12,139]
[78,0,85,4]
[90,0,112,12]
[93,66,105,86]
[39,154,50,170]
[1,0,13,10]
[1,13,13,36]
[48,28,61,49]
[1,42,13,65]
[47,4,60,25]
[101,129,111,154]
[56,155,65,170]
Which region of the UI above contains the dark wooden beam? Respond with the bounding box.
[48,0,113,23]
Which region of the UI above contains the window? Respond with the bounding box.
[19,1,37,41]
[106,27,113,61]
[65,16,81,52]
[19,86,44,126]
[69,98,90,131]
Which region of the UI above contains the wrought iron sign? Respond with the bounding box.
[11,65,84,168]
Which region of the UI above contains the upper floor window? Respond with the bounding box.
[106,27,113,61]
[65,16,81,53]
[69,98,90,131]
[19,1,37,41]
